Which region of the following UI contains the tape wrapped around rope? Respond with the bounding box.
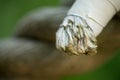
[56,15,97,55]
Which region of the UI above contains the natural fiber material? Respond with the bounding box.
[56,15,97,55]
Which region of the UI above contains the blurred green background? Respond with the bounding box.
[0,0,58,37]
[0,0,120,80]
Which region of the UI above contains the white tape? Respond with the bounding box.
[56,0,120,55]
[108,0,120,12]
[68,0,120,36]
